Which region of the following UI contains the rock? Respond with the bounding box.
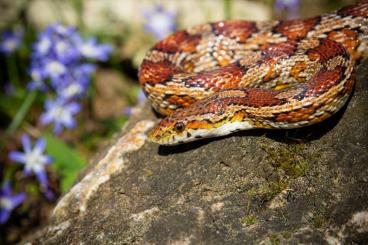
[36,61,368,244]
[92,69,133,119]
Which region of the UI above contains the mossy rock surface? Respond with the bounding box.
[35,62,368,244]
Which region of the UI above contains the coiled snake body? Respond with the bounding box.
[139,1,368,145]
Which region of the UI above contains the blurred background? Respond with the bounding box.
[0,0,356,243]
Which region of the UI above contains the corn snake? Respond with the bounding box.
[139,1,368,145]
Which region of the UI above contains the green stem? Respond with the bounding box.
[224,0,233,19]
[5,90,37,135]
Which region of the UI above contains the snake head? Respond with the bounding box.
[148,89,262,145]
[148,118,191,145]
[148,114,256,145]
[148,100,253,145]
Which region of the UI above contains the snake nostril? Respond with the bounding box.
[174,122,185,132]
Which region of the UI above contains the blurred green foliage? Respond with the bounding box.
[44,134,85,193]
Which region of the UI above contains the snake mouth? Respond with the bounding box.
[147,129,188,145]
[148,120,256,145]
[147,125,176,145]
[147,122,193,145]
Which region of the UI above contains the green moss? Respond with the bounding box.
[259,142,310,180]
[241,214,257,227]
[268,233,281,245]
[245,142,311,206]
[246,179,288,200]
[312,214,326,229]
[145,169,153,177]
[281,231,292,239]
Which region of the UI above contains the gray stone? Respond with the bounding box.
[36,61,368,244]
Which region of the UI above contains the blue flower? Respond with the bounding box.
[27,23,113,133]
[57,80,87,99]
[137,89,146,103]
[53,23,76,37]
[77,37,112,61]
[42,185,56,201]
[0,181,26,224]
[27,66,48,91]
[8,135,53,188]
[274,0,300,18]
[40,98,81,134]
[143,4,176,39]
[54,39,80,63]
[0,30,23,55]
[34,33,52,56]
[29,23,112,92]
[43,59,67,79]
[54,64,96,99]
[122,106,133,117]
[31,24,79,77]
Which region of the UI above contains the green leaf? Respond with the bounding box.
[44,134,86,193]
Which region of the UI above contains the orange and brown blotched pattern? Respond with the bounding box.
[139,1,368,145]
[153,31,201,53]
[274,17,321,40]
[212,20,257,42]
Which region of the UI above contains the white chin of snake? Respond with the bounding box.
[167,121,255,145]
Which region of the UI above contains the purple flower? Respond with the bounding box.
[8,135,53,188]
[0,181,26,224]
[274,0,300,18]
[27,23,113,133]
[28,23,112,93]
[40,98,81,134]
[54,64,95,99]
[137,89,146,103]
[57,81,86,99]
[27,66,48,91]
[33,25,76,59]
[30,24,77,76]
[77,37,112,61]
[0,30,23,55]
[122,106,133,117]
[143,4,176,39]
[34,34,52,56]
[43,59,67,79]
[42,185,56,201]
[55,39,80,63]
[53,23,76,37]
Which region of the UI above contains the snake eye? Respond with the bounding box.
[174,122,185,132]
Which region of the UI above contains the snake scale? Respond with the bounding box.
[139,1,368,145]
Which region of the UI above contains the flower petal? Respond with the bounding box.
[35,170,48,188]
[8,151,26,164]
[34,138,46,152]
[23,167,32,176]
[21,134,31,153]
[63,116,76,128]
[54,122,63,135]
[68,103,81,114]
[40,112,52,125]
[8,192,26,208]
[1,181,12,195]
[0,208,11,224]
[41,186,55,201]
[43,155,53,165]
